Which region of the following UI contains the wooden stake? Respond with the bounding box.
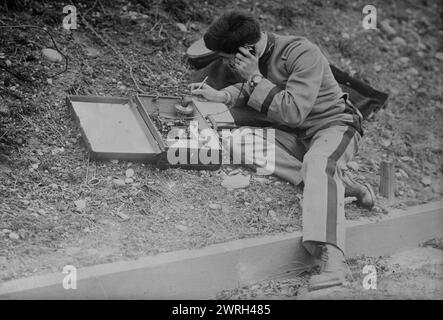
[379,160,396,200]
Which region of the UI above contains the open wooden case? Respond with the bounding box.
[67,94,225,170]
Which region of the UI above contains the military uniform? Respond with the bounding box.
[221,33,363,255]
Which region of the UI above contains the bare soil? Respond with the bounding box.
[216,240,443,299]
[1,0,442,281]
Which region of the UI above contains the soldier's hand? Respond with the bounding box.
[235,47,260,81]
[188,83,226,102]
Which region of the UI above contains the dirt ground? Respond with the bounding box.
[1,0,442,282]
[216,240,443,299]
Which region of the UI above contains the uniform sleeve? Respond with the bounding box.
[221,82,253,108]
[247,43,324,127]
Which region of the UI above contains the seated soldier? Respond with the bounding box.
[189,11,375,290]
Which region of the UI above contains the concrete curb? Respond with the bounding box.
[1,200,442,299]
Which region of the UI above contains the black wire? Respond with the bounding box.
[0,64,31,82]
[231,81,246,111]
[0,24,69,78]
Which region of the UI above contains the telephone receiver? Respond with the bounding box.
[225,45,257,71]
[239,44,257,57]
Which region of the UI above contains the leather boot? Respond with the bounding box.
[342,172,376,210]
[308,244,352,291]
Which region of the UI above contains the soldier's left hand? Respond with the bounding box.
[235,47,261,81]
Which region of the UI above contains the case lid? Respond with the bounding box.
[67,95,162,160]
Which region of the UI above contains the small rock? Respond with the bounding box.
[31,163,39,170]
[374,205,389,215]
[47,78,53,85]
[50,183,58,190]
[392,36,407,46]
[389,88,399,96]
[276,25,283,31]
[265,197,272,203]
[41,48,63,63]
[209,203,221,210]
[0,104,10,115]
[435,52,443,61]
[51,147,65,155]
[256,167,273,176]
[125,168,134,178]
[421,177,432,186]
[381,139,391,147]
[124,178,134,184]
[29,156,39,163]
[110,159,119,164]
[374,65,382,72]
[397,168,409,178]
[176,23,187,32]
[347,161,359,171]
[89,178,100,185]
[379,20,397,36]
[115,211,130,221]
[37,209,46,216]
[5,59,12,67]
[250,284,261,291]
[74,199,86,210]
[407,67,419,75]
[399,57,409,64]
[113,179,126,187]
[9,232,20,240]
[268,210,277,219]
[221,174,250,189]
[175,224,188,232]
[228,168,242,176]
[341,32,350,39]
[85,47,100,57]
[345,196,357,205]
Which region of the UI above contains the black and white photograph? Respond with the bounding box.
[0,0,442,306]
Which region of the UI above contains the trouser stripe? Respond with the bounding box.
[325,127,355,244]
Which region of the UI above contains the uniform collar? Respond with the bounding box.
[259,32,276,77]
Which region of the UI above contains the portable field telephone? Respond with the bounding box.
[226,44,257,70]
[242,44,257,57]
